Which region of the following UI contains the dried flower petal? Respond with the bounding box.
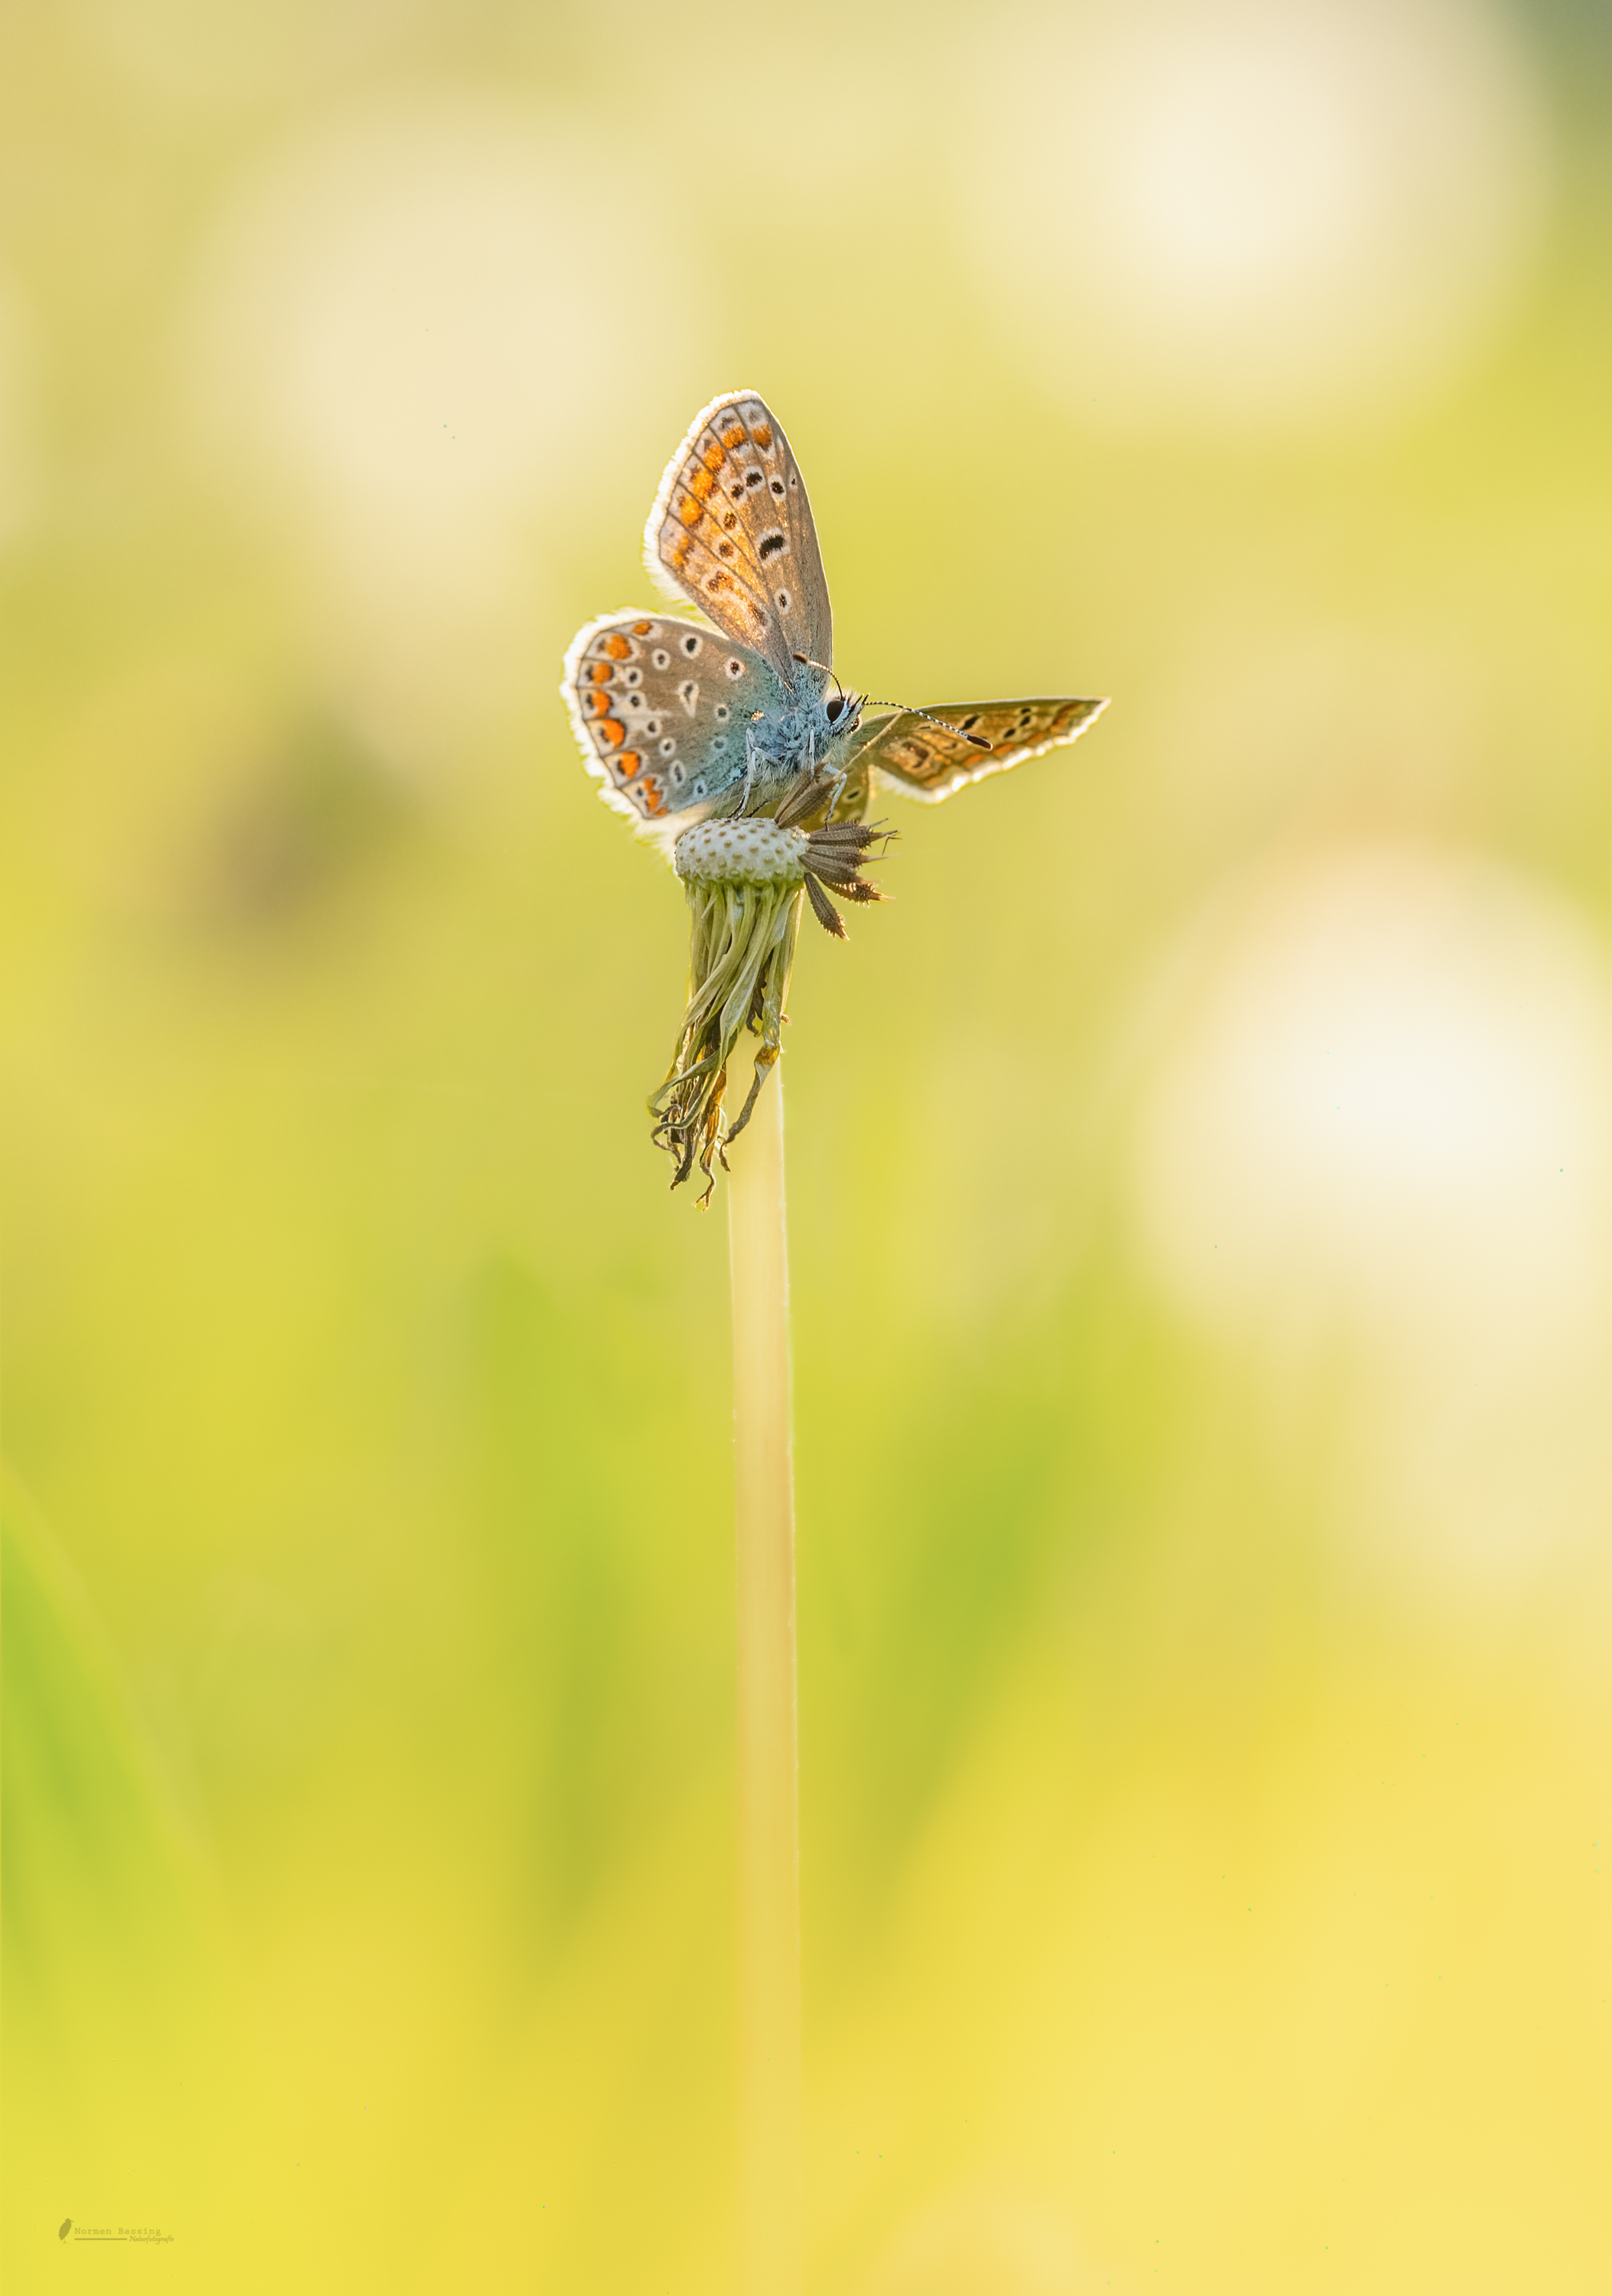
[648,773,893,1199]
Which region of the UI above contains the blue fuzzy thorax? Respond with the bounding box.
[734,663,865,814]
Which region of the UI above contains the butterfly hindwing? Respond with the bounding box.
[560,610,782,835]
[842,696,1109,804]
[644,390,832,690]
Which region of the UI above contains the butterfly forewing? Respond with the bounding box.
[644,390,832,689]
[560,610,780,834]
[844,696,1108,804]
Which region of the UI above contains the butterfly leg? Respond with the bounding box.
[736,724,765,817]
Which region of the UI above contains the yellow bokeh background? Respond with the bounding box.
[2,2,1608,2290]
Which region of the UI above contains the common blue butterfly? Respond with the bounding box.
[561,390,1108,843]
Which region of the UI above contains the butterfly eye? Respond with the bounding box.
[825,696,844,722]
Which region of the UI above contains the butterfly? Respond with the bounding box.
[560,390,1108,846]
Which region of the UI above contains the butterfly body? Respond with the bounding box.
[561,390,1106,849]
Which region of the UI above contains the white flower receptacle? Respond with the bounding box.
[674,817,808,888]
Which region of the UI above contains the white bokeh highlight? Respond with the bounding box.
[184,98,696,763]
[964,0,1552,429]
[1133,848,1610,1600]
[860,2184,1087,2296]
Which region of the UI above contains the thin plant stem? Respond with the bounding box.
[728,1059,802,2296]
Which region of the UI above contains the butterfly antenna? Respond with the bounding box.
[791,651,851,720]
[866,698,994,751]
[792,654,993,750]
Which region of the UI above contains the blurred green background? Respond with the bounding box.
[2,1,1608,2289]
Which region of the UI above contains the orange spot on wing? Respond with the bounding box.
[701,440,724,472]
[641,777,666,814]
[586,692,609,717]
[631,620,652,636]
[720,422,746,449]
[598,719,626,748]
[602,633,631,659]
[588,662,612,684]
[678,493,703,527]
[750,421,772,448]
[618,751,642,778]
[689,465,714,502]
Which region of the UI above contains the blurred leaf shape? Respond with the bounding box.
[182,716,410,937]
[2,1473,215,2056]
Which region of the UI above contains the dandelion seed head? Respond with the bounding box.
[673,818,809,888]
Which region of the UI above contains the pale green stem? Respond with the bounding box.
[728,1061,802,2296]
